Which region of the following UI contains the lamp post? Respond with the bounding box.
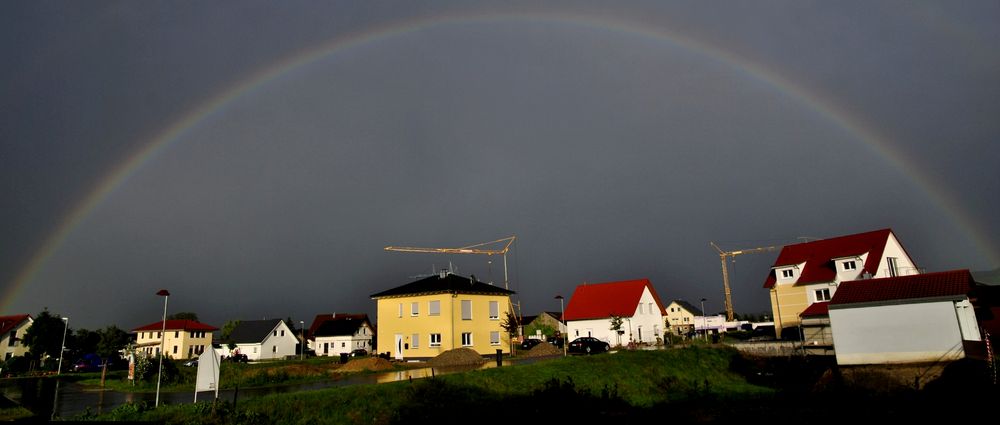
[56,317,69,375]
[554,295,566,357]
[700,298,707,342]
[155,289,170,408]
[299,320,305,361]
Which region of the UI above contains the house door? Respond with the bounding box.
[394,334,404,360]
[323,343,329,355]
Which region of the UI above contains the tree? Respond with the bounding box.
[609,315,625,347]
[96,326,130,360]
[71,328,101,359]
[220,320,240,341]
[167,312,199,321]
[21,309,68,366]
[500,310,520,354]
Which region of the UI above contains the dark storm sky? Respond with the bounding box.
[2,1,998,330]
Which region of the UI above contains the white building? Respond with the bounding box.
[828,270,982,365]
[225,319,299,361]
[564,279,667,346]
[308,314,373,357]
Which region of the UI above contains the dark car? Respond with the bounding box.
[350,349,368,357]
[71,354,104,372]
[183,359,199,367]
[567,337,610,354]
[520,338,544,350]
[227,354,248,363]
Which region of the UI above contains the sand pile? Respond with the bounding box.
[339,357,394,372]
[427,348,486,367]
[521,341,562,358]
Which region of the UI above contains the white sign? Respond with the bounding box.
[194,348,221,402]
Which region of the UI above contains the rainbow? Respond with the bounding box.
[4,11,996,312]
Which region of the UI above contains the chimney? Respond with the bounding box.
[470,274,476,285]
[439,269,448,279]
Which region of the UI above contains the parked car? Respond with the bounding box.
[548,336,565,349]
[71,354,104,373]
[350,349,368,357]
[183,359,198,367]
[520,339,544,350]
[567,337,610,354]
[226,354,248,363]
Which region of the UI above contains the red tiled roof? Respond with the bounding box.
[0,314,31,336]
[829,269,975,307]
[131,319,218,332]
[563,279,666,321]
[763,229,896,289]
[799,302,829,317]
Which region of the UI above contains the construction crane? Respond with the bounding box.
[710,242,780,321]
[384,236,516,290]
[384,236,521,337]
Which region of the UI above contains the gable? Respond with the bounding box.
[227,319,285,344]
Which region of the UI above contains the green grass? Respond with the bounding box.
[0,406,33,421]
[84,346,773,424]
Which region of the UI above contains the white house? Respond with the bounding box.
[0,314,33,361]
[564,279,667,346]
[828,270,982,365]
[763,228,920,337]
[225,319,299,361]
[308,313,373,357]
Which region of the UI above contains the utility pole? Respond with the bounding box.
[710,242,779,321]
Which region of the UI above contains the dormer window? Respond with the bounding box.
[843,261,857,271]
[781,269,794,278]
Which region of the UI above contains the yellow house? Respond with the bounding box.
[371,271,514,360]
[664,300,702,335]
[763,228,918,338]
[132,319,218,360]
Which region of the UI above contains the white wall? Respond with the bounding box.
[874,233,919,277]
[830,299,975,365]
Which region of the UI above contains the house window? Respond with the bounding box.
[461,332,473,346]
[887,257,899,277]
[281,330,285,337]
[429,300,440,316]
[430,333,442,347]
[411,334,420,348]
[174,331,179,338]
[5,353,11,360]
[781,269,794,278]
[638,304,644,314]
[398,303,403,318]
[575,330,579,337]
[342,342,346,348]
[173,346,178,354]
[843,261,857,271]
[489,301,499,320]
[274,330,277,337]
[815,289,831,301]
[411,302,419,316]
[272,346,276,353]
[490,331,500,346]
[461,300,472,320]
[649,303,654,314]
[8,331,16,347]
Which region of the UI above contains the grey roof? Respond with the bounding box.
[227,319,284,344]
[313,316,370,338]
[370,272,514,298]
[671,299,703,316]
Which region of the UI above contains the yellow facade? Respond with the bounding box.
[769,286,808,338]
[375,293,512,359]
[135,329,214,360]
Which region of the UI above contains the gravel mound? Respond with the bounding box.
[427,348,486,367]
[339,357,394,372]
[521,342,562,358]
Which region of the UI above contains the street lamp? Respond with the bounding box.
[299,320,305,361]
[700,298,707,342]
[56,317,68,375]
[554,295,566,357]
[155,289,170,408]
